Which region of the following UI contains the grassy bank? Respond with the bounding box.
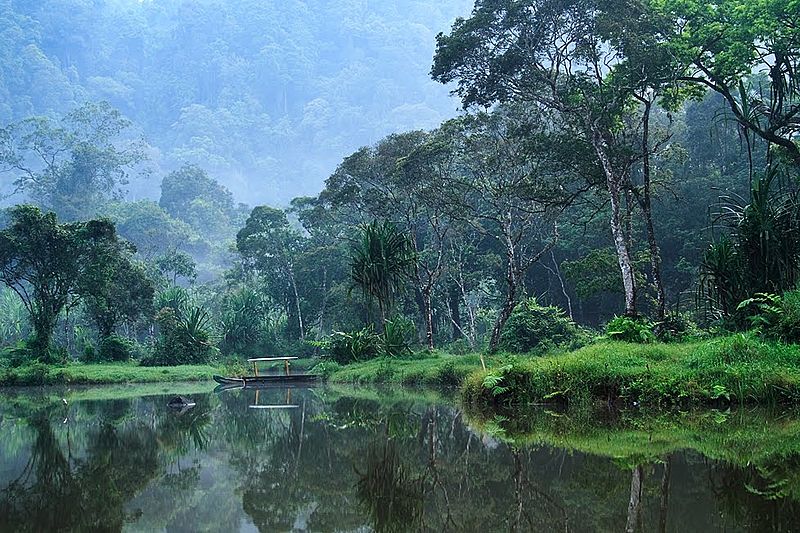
[463,334,800,407]
[0,355,324,387]
[0,361,222,386]
[320,352,489,387]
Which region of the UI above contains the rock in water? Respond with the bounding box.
[167,395,196,409]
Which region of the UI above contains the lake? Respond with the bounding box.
[0,384,797,532]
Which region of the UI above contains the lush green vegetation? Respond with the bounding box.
[0,360,221,386]
[0,0,799,403]
[463,334,800,407]
[319,353,487,387]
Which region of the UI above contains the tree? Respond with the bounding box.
[100,200,199,259]
[350,221,416,329]
[322,131,454,349]
[80,243,155,340]
[158,164,246,242]
[0,206,119,357]
[0,102,148,220]
[156,248,197,285]
[432,0,651,317]
[644,0,800,167]
[236,206,306,340]
[432,112,561,350]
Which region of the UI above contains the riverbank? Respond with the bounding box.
[0,356,324,386]
[321,334,800,407]
[319,352,488,386]
[463,333,800,407]
[0,361,222,386]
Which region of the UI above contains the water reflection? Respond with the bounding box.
[0,386,799,531]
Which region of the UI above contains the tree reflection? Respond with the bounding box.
[0,407,160,532]
[356,440,425,532]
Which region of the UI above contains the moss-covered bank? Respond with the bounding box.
[463,334,800,407]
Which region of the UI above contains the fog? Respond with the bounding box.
[0,0,472,204]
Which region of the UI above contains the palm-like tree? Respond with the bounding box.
[700,170,800,320]
[351,221,415,327]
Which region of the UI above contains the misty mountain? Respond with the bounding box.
[0,0,471,204]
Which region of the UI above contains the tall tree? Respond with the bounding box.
[0,102,148,220]
[645,0,800,167]
[0,206,122,357]
[433,111,562,350]
[432,0,650,316]
[236,206,307,341]
[80,237,155,340]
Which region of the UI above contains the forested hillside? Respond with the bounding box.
[0,0,471,202]
[0,0,798,384]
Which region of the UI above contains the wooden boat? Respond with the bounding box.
[213,356,319,389]
[213,374,319,386]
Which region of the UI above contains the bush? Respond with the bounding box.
[324,326,382,365]
[741,290,800,343]
[1,341,32,368]
[775,290,800,342]
[499,298,581,353]
[99,334,133,362]
[141,306,217,366]
[654,313,704,342]
[605,316,656,343]
[383,317,414,357]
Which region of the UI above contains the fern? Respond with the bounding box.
[482,364,513,396]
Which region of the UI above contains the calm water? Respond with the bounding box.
[0,384,798,532]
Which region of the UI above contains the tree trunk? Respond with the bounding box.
[422,288,434,350]
[592,128,637,316]
[550,249,573,320]
[318,267,328,334]
[287,265,304,341]
[639,98,666,320]
[489,221,518,351]
[448,284,462,340]
[31,308,58,359]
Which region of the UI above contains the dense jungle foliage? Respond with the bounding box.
[1,0,799,381]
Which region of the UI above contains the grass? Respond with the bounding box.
[0,360,222,386]
[463,333,800,407]
[319,352,491,387]
[0,352,323,387]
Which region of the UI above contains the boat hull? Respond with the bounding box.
[213,374,319,387]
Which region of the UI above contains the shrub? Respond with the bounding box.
[654,312,704,342]
[219,287,275,356]
[775,290,800,343]
[99,334,133,362]
[81,344,99,362]
[605,316,656,343]
[142,306,217,366]
[383,317,414,357]
[741,290,800,343]
[1,341,32,368]
[324,326,382,364]
[499,298,580,353]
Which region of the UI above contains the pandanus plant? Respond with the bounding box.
[700,170,800,322]
[350,220,416,327]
